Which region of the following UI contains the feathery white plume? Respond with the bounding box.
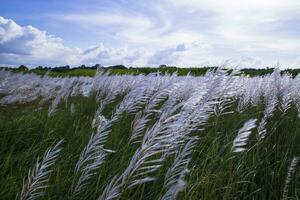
[282,156,299,200]
[19,140,63,200]
[160,137,198,200]
[232,119,257,153]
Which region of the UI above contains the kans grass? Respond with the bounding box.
[0,68,300,199]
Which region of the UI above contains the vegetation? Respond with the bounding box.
[1,69,300,199]
[2,64,300,77]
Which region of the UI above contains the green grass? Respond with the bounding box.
[14,68,97,77]
[1,95,300,199]
[4,67,211,77]
[4,66,300,78]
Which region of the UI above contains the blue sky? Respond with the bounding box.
[1,0,300,68]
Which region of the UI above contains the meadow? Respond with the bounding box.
[1,68,300,200]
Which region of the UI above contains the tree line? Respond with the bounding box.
[1,64,300,77]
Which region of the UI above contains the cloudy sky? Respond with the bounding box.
[1,0,300,68]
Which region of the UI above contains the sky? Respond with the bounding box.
[0,0,300,68]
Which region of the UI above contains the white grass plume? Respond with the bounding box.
[99,81,216,200]
[19,140,63,200]
[257,96,277,140]
[98,103,184,200]
[282,156,299,200]
[75,116,110,172]
[73,150,107,197]
[130,111,152,143]
[232,119,257,153]
[98,176,123,200]
[74,85,157,197]
[73,116,113,197]
[160,137,198,200]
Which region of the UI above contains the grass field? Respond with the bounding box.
[3,66,300,77]
[1,69,300,199]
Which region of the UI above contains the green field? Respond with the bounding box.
[1,69,300,199]
[4,66,300,77]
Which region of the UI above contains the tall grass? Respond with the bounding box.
[1,69,300,199]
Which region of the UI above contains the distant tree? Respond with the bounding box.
[159,64,167,68]
[51,65,70,72]
[91,64,104,69]
[107,65,127,69]
[0,66,9,70]
[18,65,28,71]
[36,66,46,70]
[36,66,51,71]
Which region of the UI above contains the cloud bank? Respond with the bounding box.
[0,16,149,67]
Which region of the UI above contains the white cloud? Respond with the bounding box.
[82,44,151,66]
[0,16,23,43]
[167,1,298,67]
[0,16,83,65]
[0,16,151,67]
[1,0,300,68]
[148,44,187,65]
[168,0,300,13]
[293,57,300,68]
[60,13,152,29]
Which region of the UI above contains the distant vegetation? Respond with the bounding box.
[1,64,300,77]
